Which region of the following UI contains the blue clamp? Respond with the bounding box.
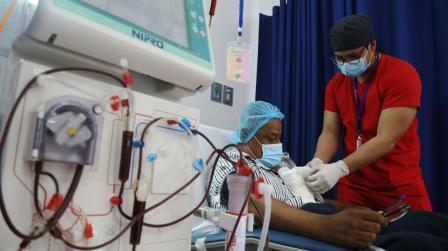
[179,118,192,132]
[146,153,157,162]
[181,118,192,128]
[193,158,204,173]
[133,140,144,148]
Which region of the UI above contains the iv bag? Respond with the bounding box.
[226,41,251,83]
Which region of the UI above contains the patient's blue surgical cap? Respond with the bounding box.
[230,101,284,144]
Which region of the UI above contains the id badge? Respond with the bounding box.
[356,135,362,149]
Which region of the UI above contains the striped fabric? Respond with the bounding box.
[207,146,324,210]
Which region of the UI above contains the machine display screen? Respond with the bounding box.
[53,0,211,69]
[80,0,190,48]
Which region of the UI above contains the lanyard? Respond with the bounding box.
[351,52,380,137]
[238,0,244,38]
[352,78,370,136]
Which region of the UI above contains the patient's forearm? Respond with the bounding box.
[249,195,324,239]
[249,195,384,248]
[325,199,369,211]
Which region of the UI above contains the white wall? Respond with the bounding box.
[180,0,262,130]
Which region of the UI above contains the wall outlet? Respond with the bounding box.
[223,86,233,106]
[210,82,223,103]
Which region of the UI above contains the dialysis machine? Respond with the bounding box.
[0,0,215,250]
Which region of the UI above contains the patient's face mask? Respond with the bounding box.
[253,136,283,169]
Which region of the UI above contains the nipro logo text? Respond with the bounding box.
[132,30,164,49]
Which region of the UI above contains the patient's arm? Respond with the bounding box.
[249,195,386,249]
[325,199,371,211]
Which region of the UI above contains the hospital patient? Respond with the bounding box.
[207,101,448,250]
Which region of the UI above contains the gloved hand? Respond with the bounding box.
[306,157,324,169]
[306,160,349,194]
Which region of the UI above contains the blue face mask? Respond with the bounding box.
[337,48,371,77]
[253,136,283,169]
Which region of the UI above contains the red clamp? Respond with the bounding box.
[110,196,122,206]
[109,95,121,111]
[167,119,178,125]
[253,177,264,199]
[122,71,134,87]
[83,223,94,239]
[46,193,63,211]
[121,98,129,107]
[236,159,252,176]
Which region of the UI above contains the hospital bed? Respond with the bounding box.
[191,229,346,251]
[192,124,347,251]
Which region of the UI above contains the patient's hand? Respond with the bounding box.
[320,208,386,248]
[294,166,312,178]
[278,166,316,204]
[294,166,317,192]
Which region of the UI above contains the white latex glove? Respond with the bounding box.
[306,160,349,194]
[306,158,324,169]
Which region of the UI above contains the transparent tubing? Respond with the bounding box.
[257,183,273,251]
[226,174,251,251]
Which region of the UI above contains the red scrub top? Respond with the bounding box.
[325,54,432,211]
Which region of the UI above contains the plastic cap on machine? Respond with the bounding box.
[83,223,94,239]
[193,158,204,173]
[146,153,158,162]
[230,101,284,144]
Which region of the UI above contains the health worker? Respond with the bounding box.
[306,14,432,211]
